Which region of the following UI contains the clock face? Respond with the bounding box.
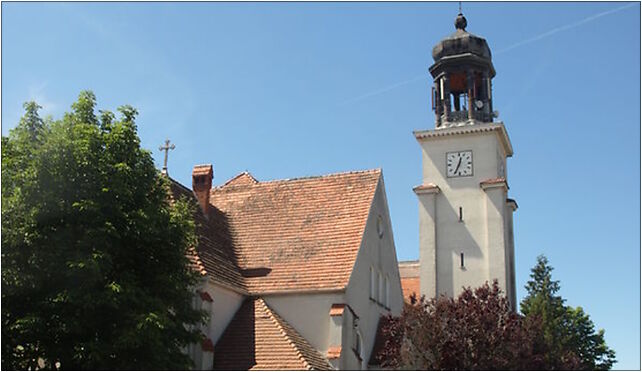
[446,151,473,177]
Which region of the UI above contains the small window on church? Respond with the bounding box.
[370,267,376,300]
[377,215,384,238]
[459,207,463,222]
[460,253,465,268]
[378,271,384,304]
[384,275,390,308]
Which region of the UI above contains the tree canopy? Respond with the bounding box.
[375,256,616,370]
[375,281,545,370]
[521,255,616,370]
[2,92,205,370]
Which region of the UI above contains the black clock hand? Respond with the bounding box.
[454,157,462,174]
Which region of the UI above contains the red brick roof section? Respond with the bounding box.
[168,179,247,292]
[223,171,259,187]
[400,277,420,303]
[213,298,333,370]
[398,260,420,302]
[209,169,382,294]
[329,304,345,316]
[326,346,341,359]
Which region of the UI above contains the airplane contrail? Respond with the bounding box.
[495,2,637,54]
[342,3,636,105]
[339,74,427,106]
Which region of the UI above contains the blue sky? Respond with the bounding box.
[2,2,639,369]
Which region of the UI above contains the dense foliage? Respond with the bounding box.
[521,255,616,370]
[375,257,616,370]
[2,92,205,370]
[375,281,544,370]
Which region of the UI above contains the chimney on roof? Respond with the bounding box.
[192,164,213,215]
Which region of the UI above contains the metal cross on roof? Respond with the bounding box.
[159,139,175,175]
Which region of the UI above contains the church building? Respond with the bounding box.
[170,10,516,371]
[401,12,517,309]
[169,167,404,370]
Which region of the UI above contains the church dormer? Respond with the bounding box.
[430,12,496,127]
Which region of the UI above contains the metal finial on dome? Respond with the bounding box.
[455,12,467,30]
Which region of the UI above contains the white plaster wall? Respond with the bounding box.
[345,176,404,370]
[418,125,514,298]
[206,282,245,344]
[263,292,346,354]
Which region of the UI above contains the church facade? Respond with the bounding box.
[171,167,404,370]
[176,10,516,371]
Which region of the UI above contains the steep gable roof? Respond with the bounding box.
[214,298,333,370]
[209,169,382,294]
[168,179,246,292]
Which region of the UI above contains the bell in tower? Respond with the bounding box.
[430,12,495,127]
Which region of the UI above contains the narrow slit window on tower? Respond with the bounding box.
[459,207,463,222]
[460,252,465,268]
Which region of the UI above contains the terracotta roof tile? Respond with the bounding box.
[209,169,381,294]
[398,261,420,302]
[326,346,341,359]
[329,304,345,316]
[214,298,333,370]
[168,179,246,292]
[223,171,259,187]
[400,277,420,303]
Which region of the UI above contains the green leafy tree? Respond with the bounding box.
[2,92,205,370]
[521,255,616,370]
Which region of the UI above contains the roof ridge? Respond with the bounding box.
[167,176,194,195]
[215,168,382,190]
[221,171,259,187]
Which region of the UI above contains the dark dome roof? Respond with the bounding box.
[431,13,492,62]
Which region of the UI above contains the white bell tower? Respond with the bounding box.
[415,12,517,308]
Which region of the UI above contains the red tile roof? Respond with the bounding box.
[329,304,345,316]
[214,298,333,370]
[400,277,420,303]
[398,261,420,302]
[326,346,341,359]
[169,179,247,292]
[209,169,382,294]
[223,171,259,187]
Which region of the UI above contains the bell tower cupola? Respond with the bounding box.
[430,12,495,127]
